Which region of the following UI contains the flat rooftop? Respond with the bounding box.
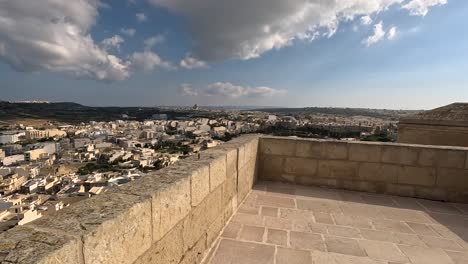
[205,181,468,264]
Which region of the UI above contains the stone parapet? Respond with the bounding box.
[259,136,468,202]
[0,135,260,264]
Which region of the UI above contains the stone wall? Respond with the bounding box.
[398,123,468,147]
[259,136,468,202]
[0,135,259,264]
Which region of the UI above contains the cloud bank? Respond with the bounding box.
[150,0,447,61]
[180,82,284,98]
[0,0,130,81]
[0,0,448,82]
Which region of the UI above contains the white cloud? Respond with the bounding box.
[363,21,386,47]
[0,0,129,81]
[403,0,448,16]
[144,35,165,50]
[128,51,172,72]
[121,28,136,36]
[179,83,199,96]
[387,26,397,40]
[136,13,147,22]
[101,35,125,51]
[203,82,283,98]
[148,0,447,61]
[360,15,373,25]
[180,55,208,69]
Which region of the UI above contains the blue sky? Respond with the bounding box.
[0,0,466,109]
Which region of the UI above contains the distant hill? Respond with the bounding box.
[254,107,421,120]
[0,101,167,124]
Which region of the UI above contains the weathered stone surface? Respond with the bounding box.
[238,158,257,201]
[191,164,210,206]
[180,234,207,264]
[183,185,223,250]
[134,220,185,264]
[397,166,436,187]
[320,141,348,160]
[359,240,408,263]
[276,247,311,264]
[259,154,284,180]
[381,145,419,165]
[158,174,191,240]
[348,143,382,162]
[239,225,265,242]
[266,228,287,246]
[295,140,322,158]
[260,137,296,156]
[419,148,466,169]
[210,239,275,264]
[324,236,366,257]
[284,157,318,176]
[290,231,325,251]
[398,244,454,264]
[209,153,227,191]
[0,226,81,264]
[30,192,152,264]
[358,163,399,183]
[436,168,468,189]
[317,160,359,180]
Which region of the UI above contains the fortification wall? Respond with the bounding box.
[259,136,468,202]
[0,135,260,264]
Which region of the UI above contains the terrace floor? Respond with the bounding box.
[204,181,468,264]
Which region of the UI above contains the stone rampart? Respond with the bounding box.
[259,136,468,202]
[0,135,260,264]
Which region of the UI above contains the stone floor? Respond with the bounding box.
[204,181,468,264]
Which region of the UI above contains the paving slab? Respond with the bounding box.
[207,181,468,264]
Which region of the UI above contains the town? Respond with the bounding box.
[0,106,399,233]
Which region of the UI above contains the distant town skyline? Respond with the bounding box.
[1,0,467,109]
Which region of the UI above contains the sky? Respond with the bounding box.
[0,0,467,109]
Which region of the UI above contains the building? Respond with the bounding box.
[0,132,25,144]
[1,155,24,166]
[398,102,468,147]
[25,129,66,140]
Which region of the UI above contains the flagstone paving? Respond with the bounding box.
[205,181,468,264]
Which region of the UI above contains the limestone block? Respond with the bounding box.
[418,148,466,168]
[222,170,237,207]
[358,163,399,183]
[295,176,338,188]
[414,187,448,202]
[183,185,223,250]
[381,145,419,165]
[258,154,284,180]
[436,168,468,189]
[206,212,226,247]
[260,137,296,156]
[385,183,416,197]
[209,153,227,191]
[295,139,322,158]
[134,220,185,264]
[397,166,436,187]
[238,159,257,200]
[225,147,238,174]
[158,175,191,241]
[320,141,348,160]
[466,153,468,169]
[110,165,192,242]
[30,193,152,264]
[0,226,81,264]
[317,160,359,180]
[179,234,207,264]
[191,164,210,206]
[348,143,382,162]
[284,157,318,176]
